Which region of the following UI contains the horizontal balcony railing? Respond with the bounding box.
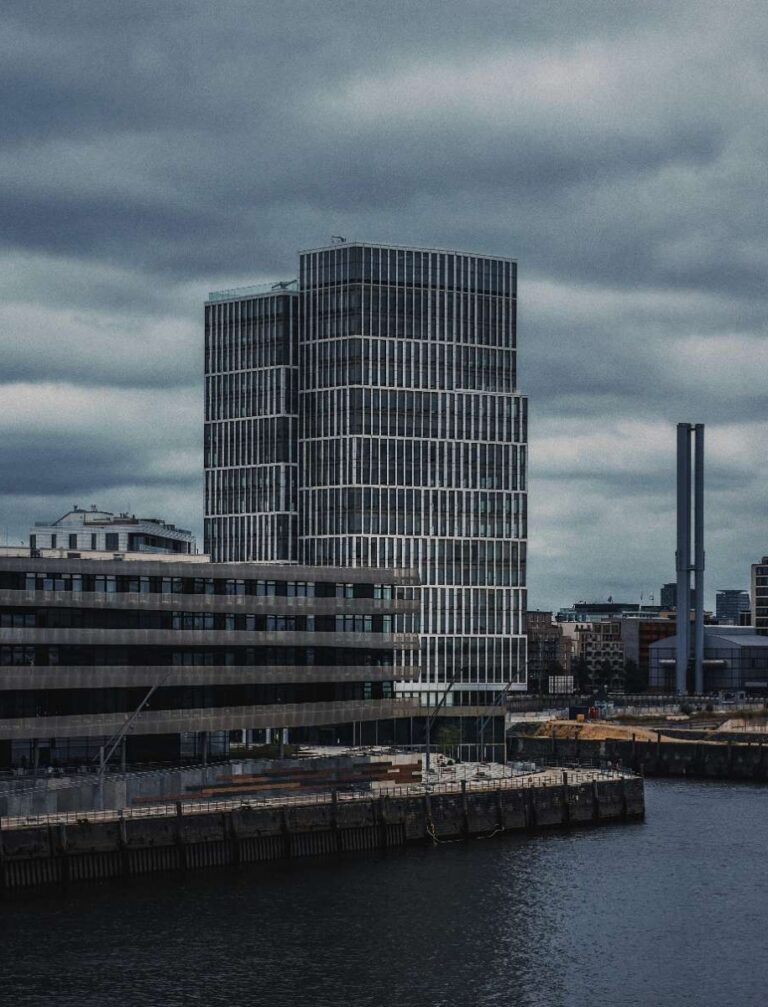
[0,664,421,690]
[0,698,424,740]
[0,589,419,616]
[0,627,420,650]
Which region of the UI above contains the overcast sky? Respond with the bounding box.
[2,0,765,609]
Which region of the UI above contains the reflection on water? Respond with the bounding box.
[1,780,767,1007]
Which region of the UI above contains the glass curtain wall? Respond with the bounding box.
[204,290,299,562]
[298,243,528,702]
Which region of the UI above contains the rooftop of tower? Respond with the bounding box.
[299,239,517,261]
[206,278,298,303]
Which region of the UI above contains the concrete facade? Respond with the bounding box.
[30,506,196,555]
[0,553,420,768]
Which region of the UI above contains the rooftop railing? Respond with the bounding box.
[207,279,298,302]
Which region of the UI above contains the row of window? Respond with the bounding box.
[205,368,296,421]
[301,387,525,444]
[301,437,525,492]
[299,487,525,540]
[0,681,395,719]
[0,645,402,668]
[300,535,526,588]
[0,572,400,600]
[0,608,405,634]
[300,246,515,297]
[204,466,295,519]
[417,634,526,685]
[301,283,514,346]
[204,415,295,468]
[204,514,296,564]
[204,294,296,374]
[301,338,515,393]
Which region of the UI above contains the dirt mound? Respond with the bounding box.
[534,721,669,742]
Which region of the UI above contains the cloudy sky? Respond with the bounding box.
[2,0,765,609]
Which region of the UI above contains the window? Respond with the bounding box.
[51,535,57,549]
[69,534,77,548]
[105,533,119,550]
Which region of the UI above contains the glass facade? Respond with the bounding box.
[204,243,528,707]
[204,290,299,562]
[298,243,527,701]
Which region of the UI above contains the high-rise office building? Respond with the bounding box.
[660,582,697,612]
[205,242,528,722]
[204,282,299,563]
[752,558,768,635]
[715,589,751,626]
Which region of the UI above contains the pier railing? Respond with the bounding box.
[0,763,635,832]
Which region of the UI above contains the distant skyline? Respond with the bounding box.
[1,1,765,610]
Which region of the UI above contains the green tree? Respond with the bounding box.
[571,657,590,694]
[596,659,614,695]
[434,722,462,755]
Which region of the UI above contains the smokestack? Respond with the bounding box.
[675,422,705,694]
[693,424,705,694]
[676,424,691,694]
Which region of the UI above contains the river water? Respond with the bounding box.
[2,779,767,1007]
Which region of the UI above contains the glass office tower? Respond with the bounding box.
[204,283,299,562]
[297,243,528,705]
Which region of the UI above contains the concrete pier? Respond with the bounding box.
[509,733,768,781]
[0,769,643,890]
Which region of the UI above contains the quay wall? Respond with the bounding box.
[508,734,768,781]
[0,776,643,890]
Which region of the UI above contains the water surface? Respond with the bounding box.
[2,780,766,1006]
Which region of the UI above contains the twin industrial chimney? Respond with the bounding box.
[676,423,705,693]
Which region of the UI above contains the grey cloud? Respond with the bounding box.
[0,0,765,609]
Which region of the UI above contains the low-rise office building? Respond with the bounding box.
[0,552,419,768]
[649,626,768,693]
[30,506,197,555]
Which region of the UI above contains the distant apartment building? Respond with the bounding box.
[716,589,751,626]
[619,617,677,684]
[0,551,419,768]
[526,611,571,693]
[574,621,624,689]
[556,601,663,623]
[753,557,768,635]
[30,507,196,555]
[205,242,527,760]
